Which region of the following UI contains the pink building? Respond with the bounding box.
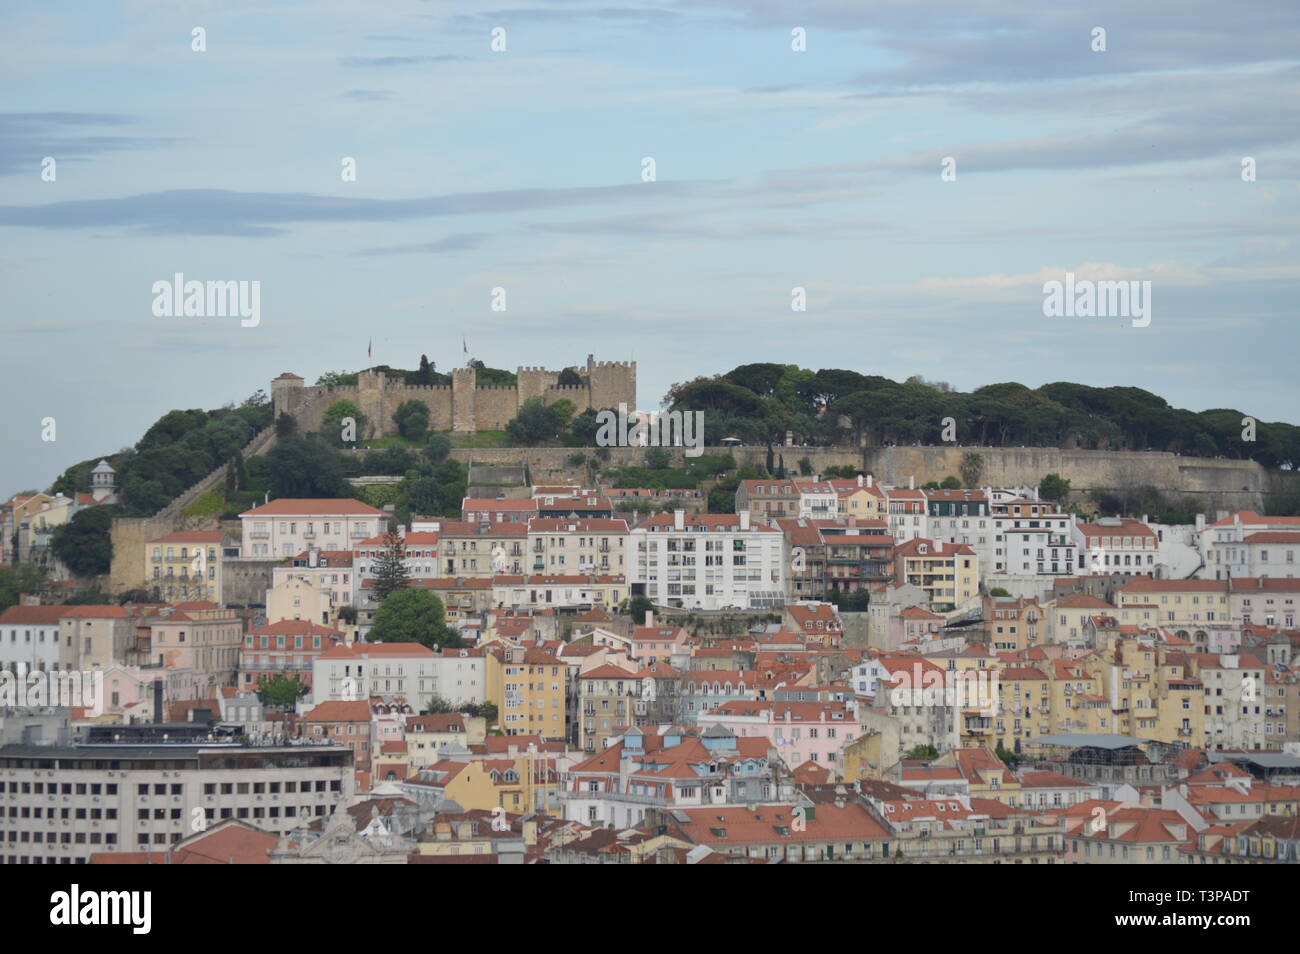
[699,700,856,774]
[146,602,243,689]
[240,619,343,692]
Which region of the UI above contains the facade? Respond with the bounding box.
[630,511,786,610]
[526,518,628,576]
[0,741,352,864]
[311,642,439,710]
[892,538,978,611]
[239,499,387,561]
[146,530,227,603]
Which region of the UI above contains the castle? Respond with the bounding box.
[272,354,636,438]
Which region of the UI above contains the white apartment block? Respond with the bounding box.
[1201,656,1269,751]
[1070,517,1159,576]
[1198,512,1300,580]
[240,499,387,560]
[0,606,66,673]
[311,642,440,710]
[0,741,353,864]
[629,510,786,610]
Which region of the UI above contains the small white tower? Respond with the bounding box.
[90,459,116,502]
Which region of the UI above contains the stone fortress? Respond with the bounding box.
[272,354,636,438]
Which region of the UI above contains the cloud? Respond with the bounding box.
[357,232,488,255]
[0,112,180,176]
[339,55,468,68]
[0,182,717,236]
[342,89,396,101]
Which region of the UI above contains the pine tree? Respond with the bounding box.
[417,354,433,385]
[372,530,411,601]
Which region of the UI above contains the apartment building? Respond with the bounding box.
[240,499,387,560]
[311,642,439,710]
[526,517,628,576]
[892,538,978,611]
[1199,511,1300,580]
[1072,517,1159,576]
[630,510,786,611]
[486,646,568,741]
[145,530,228,603]
[0,739,353,864]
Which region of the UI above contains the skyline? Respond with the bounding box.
[4,0,1299,494]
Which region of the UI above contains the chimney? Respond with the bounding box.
[739,511,751,531]
[674,509,685,531]
[645,609,654,628]
[908,475,915,490]
[866,474,873,488]
[857,474,863,487]
[308,546,319,568]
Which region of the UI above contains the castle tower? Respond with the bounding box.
[451,367,477,433]
[271,372,305,417]
[90,459,116,502]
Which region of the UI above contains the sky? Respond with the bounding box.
[2,0,1298,495]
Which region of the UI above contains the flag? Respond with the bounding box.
[368,338,372,360]
[463,336,468,355]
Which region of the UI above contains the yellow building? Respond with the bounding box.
[1116,579,1230,630]
[146,530,226,603]
[892,538,978,611]
[994,667,1050,752]
[984,595,1043,653]
[1050,594,1115,644]
[486,646,568,740]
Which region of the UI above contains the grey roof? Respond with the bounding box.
[1026,734,1152,749]
[1209,752,1300,769]
[91,459,115,473]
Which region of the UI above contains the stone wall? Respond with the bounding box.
[863,445,1271,511]
[274,356,636,439]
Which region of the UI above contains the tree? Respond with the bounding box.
[50,506,115,577]
[1039,473,1072,502]
[322,400,365,446]
[266,437,351,498]
[989,587,1011,597]
[393,400,431,441]
[940,475,961,489]
[258,675,308,710]
[275,412,297,438]
[557,368,583,388]
[369,587,448,649]
[904,744,939,761]
[506,397,570,445]
[371,531,411,601]
[960,452,985,488]
[417,354,434,385]
[425,433,452,464]
[628,595,654,624]
[337,605,358,625]
[644,447,671,470]
[421,694,456,715]
[0,564,47,611]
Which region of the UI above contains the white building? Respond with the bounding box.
[526,517,628,575]
[0,605,66,673]
[1198,511,1300,580]
[629,510,786,610]
[1070,517,1159,577]
[240,498,387,560]
[311,641,440,710]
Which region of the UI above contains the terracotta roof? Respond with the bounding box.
[241,498,386,517]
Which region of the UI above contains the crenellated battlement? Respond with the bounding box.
[273,356,634,438]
